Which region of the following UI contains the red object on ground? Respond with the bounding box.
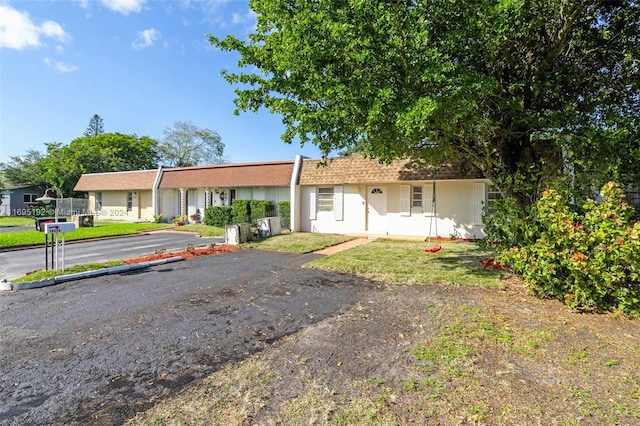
[478,257,506,270]
[424,245,442,253]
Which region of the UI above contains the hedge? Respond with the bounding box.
[204,206,232,227]
[231,199,251,224]
[279,201,290,229]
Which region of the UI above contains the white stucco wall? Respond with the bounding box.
[299,181,489,239]
[160,189,180,220]
[92,190,145,221]
[300,185,366,234]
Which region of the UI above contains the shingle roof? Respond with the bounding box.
[298,155,485,185]
[74,170,159,191]
[158,161,295,189]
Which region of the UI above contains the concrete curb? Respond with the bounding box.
[6,256,184,291]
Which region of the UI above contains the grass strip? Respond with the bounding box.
[11,260,125,283]
[0,222,173,249]
[242,232,355,254]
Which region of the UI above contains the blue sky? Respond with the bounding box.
[0,0,326,166]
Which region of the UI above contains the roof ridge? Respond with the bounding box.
[80,169,157,177]
[164,159,295,172]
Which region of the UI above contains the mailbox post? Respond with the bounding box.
[44,222,76,273]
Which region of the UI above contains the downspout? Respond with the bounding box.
[289,155,307,232]
[152,165,163,218]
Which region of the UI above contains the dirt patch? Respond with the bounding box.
[122,244,241,264]
[129,277,640,425]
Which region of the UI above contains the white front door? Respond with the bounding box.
[367,186,387,233]
[187,189,198,221]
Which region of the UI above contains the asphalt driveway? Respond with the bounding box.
[0,248,377,425]
[0,231,223,281]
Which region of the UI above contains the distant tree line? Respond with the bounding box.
[0,115,225,196]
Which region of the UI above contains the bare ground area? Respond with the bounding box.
[2,245,639,425]
[130,277,640,425]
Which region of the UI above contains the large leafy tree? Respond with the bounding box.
[210,0,640,206]
[2,134,159,196]
[1,148,52,195]
[159,121,225,167]
[47,133,160,195]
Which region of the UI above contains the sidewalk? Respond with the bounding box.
[314,237,374,255]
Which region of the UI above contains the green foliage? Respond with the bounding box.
[84,114,104,137]
[159,121,225,167]
[1,149,50,194]
[228,199,275,226]
[500,182,640,316]
[204,206,232,227]
[479,197,533,253]
[1,134,159,196]
[231,199,251,224]
[249,200,275,225]
[210,1,640,207]
[278,201,291,229]
[29,204,55,218]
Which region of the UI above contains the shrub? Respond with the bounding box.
[30,204,55,218]
[204,206,232,227]
[249,200,275,225]
[231,199,251,224]
[479,197,534,252]
[500,182,640,316]
[279,201,291,229]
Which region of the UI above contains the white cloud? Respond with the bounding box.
[0,5,71,50]
[101,0,146,15]
[44,57,78,73]
[131,28,160,49]
[40,21,71,43]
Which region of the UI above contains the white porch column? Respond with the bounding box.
[179,188,186,218]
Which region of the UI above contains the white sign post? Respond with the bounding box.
[44,222,76,273]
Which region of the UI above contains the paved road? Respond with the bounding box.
[0,231,223,281]
[0,249,375,425]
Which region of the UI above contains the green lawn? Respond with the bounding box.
[243,233,501,289]
[0,221,174,249]
[11,260,125,283]
[0,216,34,227]
[175,224,225,237]
[306,239,501,288]
[242,232,355,253]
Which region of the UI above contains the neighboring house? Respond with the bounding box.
[73,161,296,223]
[0,185,42,216]
[72,155,494,239]
[158,161,295,222]
[73,169,161,221]
[291,155,492,240]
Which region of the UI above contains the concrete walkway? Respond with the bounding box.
[314,237,374,255]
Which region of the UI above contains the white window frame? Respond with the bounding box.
[412,186,423,209]
[317,187,334,212]
[23,193,38,203]
[310,186,343,220]
[126,191,133,212]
